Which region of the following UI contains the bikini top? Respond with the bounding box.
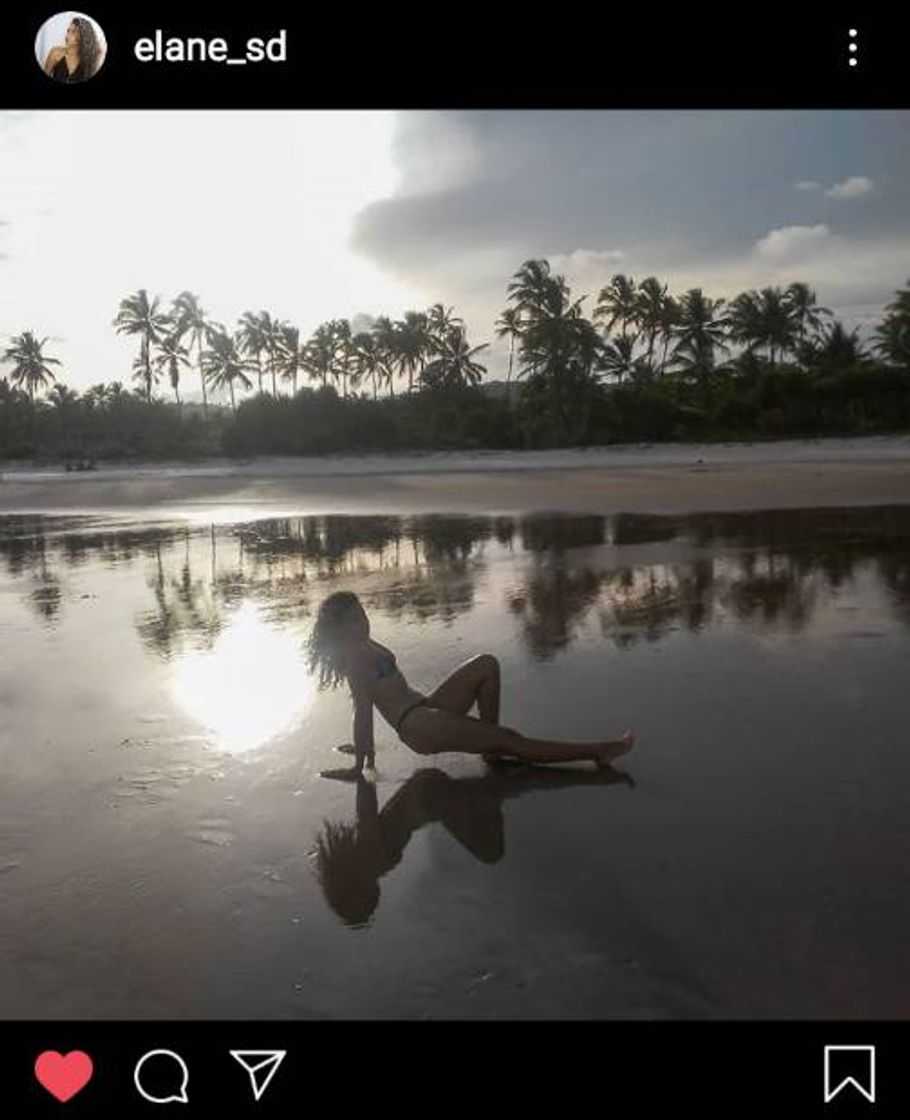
[51,56,86,82]
[370,641,398,680]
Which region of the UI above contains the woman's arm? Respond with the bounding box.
[347,651,376,772]
[352,694,375,771]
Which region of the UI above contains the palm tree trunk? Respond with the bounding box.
[197,330,209,419]
[230,381,236,412]
[506,337,514,405]
[144,334,152,402]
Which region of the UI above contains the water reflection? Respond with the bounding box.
[2,507,910,660]
[170,600,314,754]
[312,763,633,927]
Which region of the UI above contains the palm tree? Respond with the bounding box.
[427,303,463,346]
[727,287,799,371]
[48,383,79,447]
[800,320,870,370]
[507,259,563,320]
[785,282,831,354]
[598,335,637,385]
[520,291,596,384]
[395,311,432,393]
[329,319,355,398]
[114,290,172,403]
[872,319,910,369]
[420,326,489,391]
[258,311,283,397]
[371,316,398,398]
[873,280,910,369]
[352,331,383,400]
[155,334,191,407]
[277,322,305,396]
[1,332,61,402]
[305,323,337,390]
[237,311,267,395]
[657,293,682,376]
[668,289,729,390]
[727,290,763,361]
[200,327,254,412]
[594,274,639,340]
[172,291,210,417]
[495,306,524,405]
[635,277,668,366]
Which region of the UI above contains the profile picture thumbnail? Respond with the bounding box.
[35,12,107,84]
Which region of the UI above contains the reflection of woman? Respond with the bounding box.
[44,17,102,83]
[314,764,633,925]
[305,590,636,777]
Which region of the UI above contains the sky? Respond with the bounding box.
[1,109,908,401]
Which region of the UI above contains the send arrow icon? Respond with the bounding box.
[230,1050,287,1102]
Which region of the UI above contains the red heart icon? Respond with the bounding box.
[35,1051,94,1102]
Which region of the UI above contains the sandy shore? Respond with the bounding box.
[3,458,910,517]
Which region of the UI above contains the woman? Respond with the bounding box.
[305,590,635,775]
[44,17,102,83]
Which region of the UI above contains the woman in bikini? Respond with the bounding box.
[43,17,103,84]
[305,590,635,776]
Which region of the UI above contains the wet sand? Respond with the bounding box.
[2,443,910,1019]
[3,456,910,518]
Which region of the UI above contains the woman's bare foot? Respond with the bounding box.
[595,729,635,768]
[483,752,520,766]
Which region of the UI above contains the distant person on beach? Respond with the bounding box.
[305,590,635,777]
[43,16,103,83]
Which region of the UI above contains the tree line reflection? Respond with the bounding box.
[1,506,909,655]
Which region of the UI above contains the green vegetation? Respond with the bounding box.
[2,267,909,462]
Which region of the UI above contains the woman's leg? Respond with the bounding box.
[425,654,500,723]
[402,707,634,767]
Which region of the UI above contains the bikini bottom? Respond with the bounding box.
[394,698,428,737]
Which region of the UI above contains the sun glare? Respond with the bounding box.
[170,599,313,754]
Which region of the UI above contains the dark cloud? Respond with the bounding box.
[351,109,910,298]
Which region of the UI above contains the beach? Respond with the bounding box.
[3,436,910,518]
[2,436,909,1019]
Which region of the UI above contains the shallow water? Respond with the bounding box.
[1,505,909,1018]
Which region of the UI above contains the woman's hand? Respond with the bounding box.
[320,766,367,782]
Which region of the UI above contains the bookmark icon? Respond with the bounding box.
[230,1050,287,1102]
[823,1045,875,1104]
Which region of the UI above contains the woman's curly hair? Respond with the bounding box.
[71,17,102,79]
[305,590,362,691]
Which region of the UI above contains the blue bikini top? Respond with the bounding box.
[371,642,398,679]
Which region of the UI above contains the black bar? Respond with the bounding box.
[2,1021,902,1113]
[3,9,905,109]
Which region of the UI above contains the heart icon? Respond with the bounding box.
[35,1051,94,1102]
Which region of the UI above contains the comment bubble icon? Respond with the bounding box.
[134,1049,190,1105]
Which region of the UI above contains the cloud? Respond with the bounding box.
[753,224,833,261]
[547,248,628,288]
[550,248,627,270]
[795,181,820,191]
[825,175,875,199]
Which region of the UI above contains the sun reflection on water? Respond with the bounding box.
[170,600,313,754]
